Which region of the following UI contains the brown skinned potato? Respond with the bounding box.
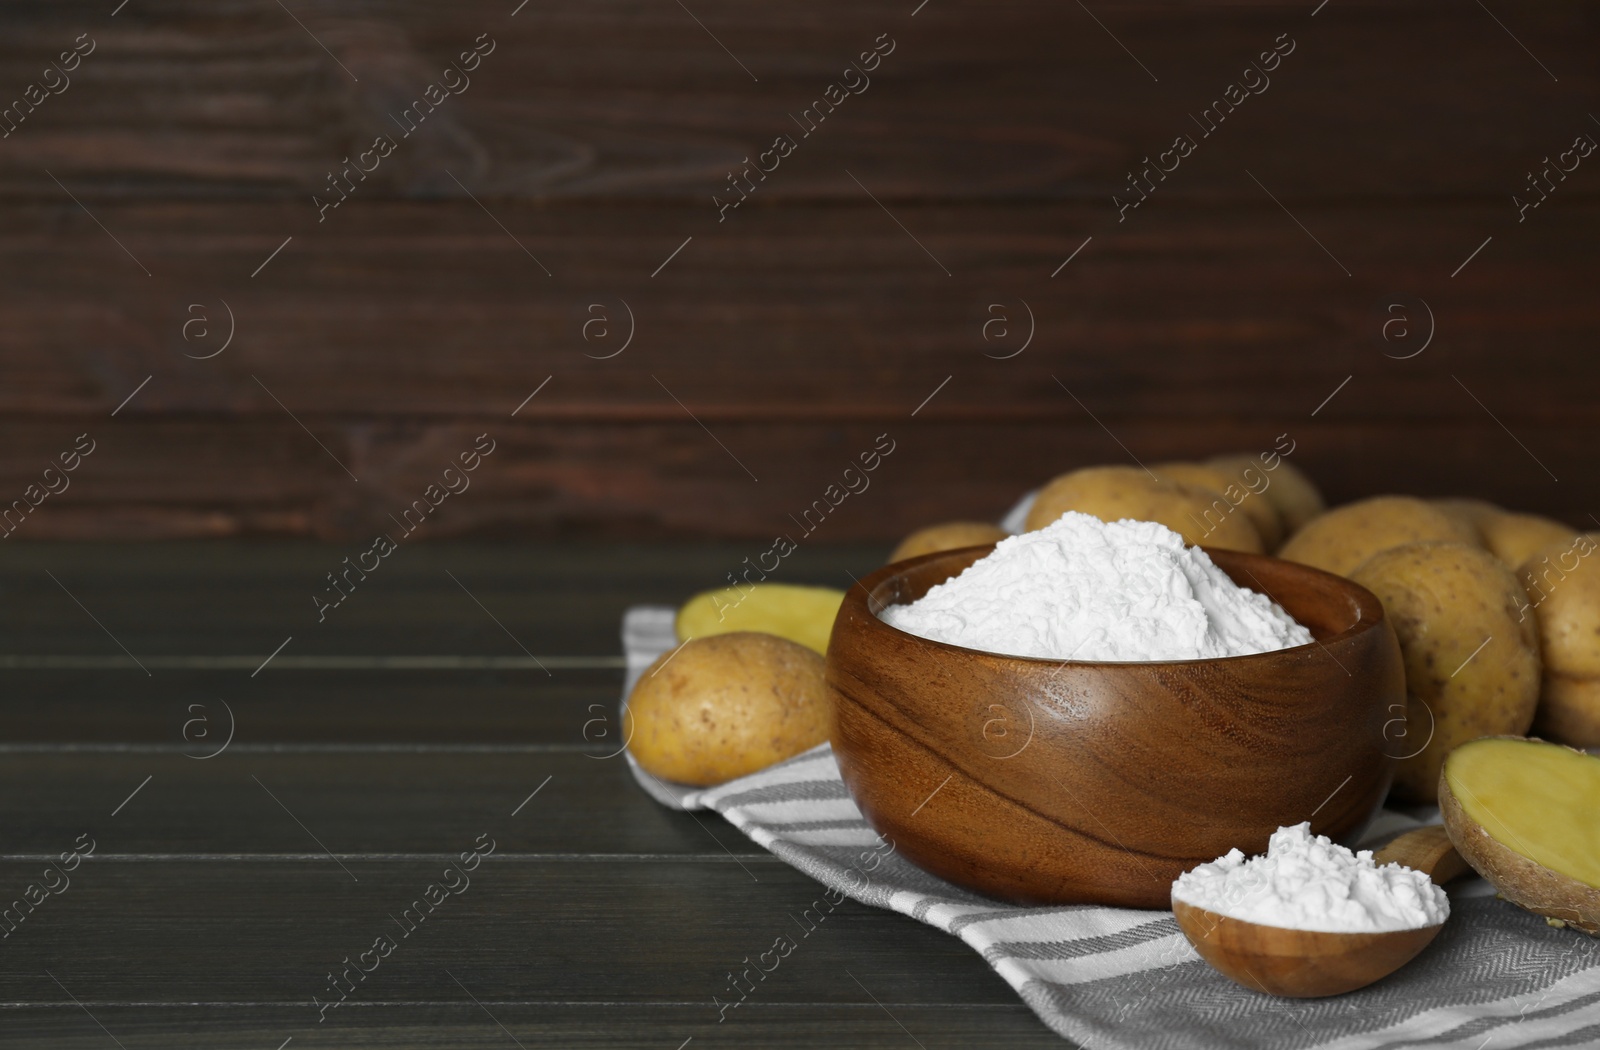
[889,521,1009,564]
[625,633,831,786]
[1279,496,1479,578]
[1520,532,1600,746]
[1349,542,1541,803]
[1440,736,1600,935]
[1023,465,1263,552]
[1483,512,1578,568]
[1153,461,1285,550]
[1207,454,1324,536]
[1431,498,1500,545]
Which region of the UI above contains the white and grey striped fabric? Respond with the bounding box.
[622,605,1600,1050]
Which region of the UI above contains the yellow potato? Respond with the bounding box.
[1278,496,1478,578]
[1481,511,1578,568]
[676,583,845,656]
[1440,737,1600,934]
[1520,532,1600,746]
[1431,498,1500,544]
[624,633,831,786]
[1208,453,1325,534]
[1537,675,1600,748]
[1521,533,1600,677]
[888,521,1009,564]
[1023,465,1263,552]
[1350,542,1541,803]
[1154,461,1284,549]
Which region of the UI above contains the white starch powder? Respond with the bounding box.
[879,511,1313,661]
[1171,822,1450,933]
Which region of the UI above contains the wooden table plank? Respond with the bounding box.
[0,669,623,744]
[0,750,769,856]
[0,543,884,657]
[0,860,1026,1009]
[0,1004,1069,1049]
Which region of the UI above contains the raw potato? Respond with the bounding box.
[1432,498,1500,545]
[1432,501,1577,568]
[1154,461,1285,549]
[1349,542,1541,803]
[1538,676,1600,748]
[1023,465,1264,552]
[889,522,1009,564]
[1520,532,1600,746]
[1482,511,1578,569]
[624,633,831,786]
[1440,736,1600,935]
[1279,496,1479,578]
[1208,454,1325,534]
[676,583,845,656]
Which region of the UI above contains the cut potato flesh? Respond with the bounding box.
[676,583,846,656]
[1446,738,1600,889]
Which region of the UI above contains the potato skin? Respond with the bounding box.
[1535,675,1600,748]
[1520,532,1600,746]
[1520,533,1600,678]
[1208,454,1325,534]
[1023,465,1263,552]
[625,633,831,787]
[889,522,1009,564]
[1279,496,1479,578]
[1154,461,1284,549]
[1431,498,1500,544]
[1350,542,1541,803]
[1439,738,1600,936]
[1482,512,1577,569]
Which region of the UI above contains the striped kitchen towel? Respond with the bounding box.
[621,605,1600,1050]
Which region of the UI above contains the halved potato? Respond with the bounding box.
[676,583,845,656]
[889,522,1008,564]
[1440,736,1600,935]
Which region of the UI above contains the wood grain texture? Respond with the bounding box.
[0,540,884,741]
[0,749,774,856]
[1371,824,1470,885]
[1172,899,1444,998]
[828,545,1402,907]
[0,542,1076,1046]
[0,860,1016,1010]
[0,1005,1066,1050]
[0,3,1595,537]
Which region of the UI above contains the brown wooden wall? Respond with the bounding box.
[2,0,1597,541]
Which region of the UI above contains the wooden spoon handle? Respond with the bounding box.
[1373,825,1469,885]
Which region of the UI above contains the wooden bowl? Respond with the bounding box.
[1171,900,1444,997]
[826,545,1403,908]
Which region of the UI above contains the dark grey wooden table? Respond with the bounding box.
[0,542,1072,1048]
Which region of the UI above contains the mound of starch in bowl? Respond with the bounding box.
[1171,822,1450,933]
[878,511,1313,662]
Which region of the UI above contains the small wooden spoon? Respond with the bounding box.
[1172,826,1461,998]
[1371,823,1469,884]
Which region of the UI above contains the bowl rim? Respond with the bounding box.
[849,543,1389,669]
